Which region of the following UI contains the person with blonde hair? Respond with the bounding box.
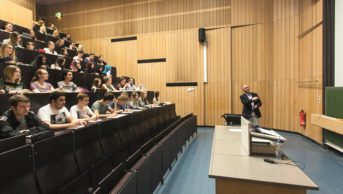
[0,43,17,64]
[30,69,54,93]
[0,65,31,94]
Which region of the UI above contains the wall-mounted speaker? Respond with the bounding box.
[198,28,206,43]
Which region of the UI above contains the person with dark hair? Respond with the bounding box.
[69,42,77,52]
[85,61,97,74]
[73,50,84,62]
[2,22,13,33]
[37,91,84,130]
[0,94,51,139]
[57,70,80,92]
[0,65,31,94]
[30,69,54,93]
[84,53,96,66]
[0,43,17,64]
[31,54,48,69]
[55,39,65,54]
[240,85,262,126]
[26,41,35,50]
[116,77,129,91]
[70,60,83,73]
[101,76,117,92]
[91,92,116,116]
[2,31,22,47]
[51,57,65,70]
[153,91,160,105]
[99,55,112,76]
[44,41,58,55]
[91,78,102,92]
[70,93,96,121]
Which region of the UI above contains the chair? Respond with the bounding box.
[0,134,25,153]
[97,163,125,194]
[34,132,79,194]
[15,47,39,65]
[73,123,112,187]
[131,155,151,194]
[110,171,137,194]
[58,170,91,194]
[0,145,39,194]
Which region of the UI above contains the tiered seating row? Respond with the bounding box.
[0,104,199,194]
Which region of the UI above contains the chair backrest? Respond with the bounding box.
[0,134,25,153]
[99,119,123,155]
[73,123,103,172]
[15,47,39,65]
[34,131,79,194]
[0,144,39,194]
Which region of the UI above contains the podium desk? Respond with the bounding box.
[209,125,318,194]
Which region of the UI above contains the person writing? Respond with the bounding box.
[38,91,85,130]
[240,85,262,126]
[70,93,97,121]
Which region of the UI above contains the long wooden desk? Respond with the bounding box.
[209,125,318,194]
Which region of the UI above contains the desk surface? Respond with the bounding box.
[209,125,319,190]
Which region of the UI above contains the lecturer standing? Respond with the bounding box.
[240,85,262,126]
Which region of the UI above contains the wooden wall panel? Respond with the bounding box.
[0,0,34,28]
[205,28,231,125]
[231,0,323,142]
[231,0,273,26]
[41,0,324,142]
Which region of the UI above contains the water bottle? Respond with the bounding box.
[275,139,282,160]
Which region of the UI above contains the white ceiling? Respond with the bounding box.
[36,0,72,5]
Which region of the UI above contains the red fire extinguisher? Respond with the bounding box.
[299,110,306,127]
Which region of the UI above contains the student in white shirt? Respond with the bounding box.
[44,41,58,55]
[70,93,96,121]
[38,91,85,130]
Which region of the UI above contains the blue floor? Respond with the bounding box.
[155,127,343,194]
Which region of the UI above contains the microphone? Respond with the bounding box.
[264,158,277,164]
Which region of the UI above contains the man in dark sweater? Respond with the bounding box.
[240,85,262,126]
[0,94,51,139]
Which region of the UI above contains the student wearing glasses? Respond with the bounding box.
[0,65,31,94]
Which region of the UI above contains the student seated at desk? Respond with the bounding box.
[0,94,51,139]
[2,22,13,33]
[153,91,160,105]
[26,41,35,50]
[129,92,140,109]
[101,76,118,92]
[0,43,17,64]
[44,41,58,55]
[72,50,84,62]
[70,93,96,121]
[117,94,133,111]
[0,65,31,94]
[38,91,85,130]
[31,54,49,69]
[91,78,102,92]
[91,92,116,117]
[70,60,83,73]
[55,39,65,54]
[57,70,80,93]
[35,25,48,43]
[51,57,66,70]
[2,31,23,48]
[138,91,150,106]
[30,69,54,93]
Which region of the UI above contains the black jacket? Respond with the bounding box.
[240,92,262,119]
[0,110,51,139]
